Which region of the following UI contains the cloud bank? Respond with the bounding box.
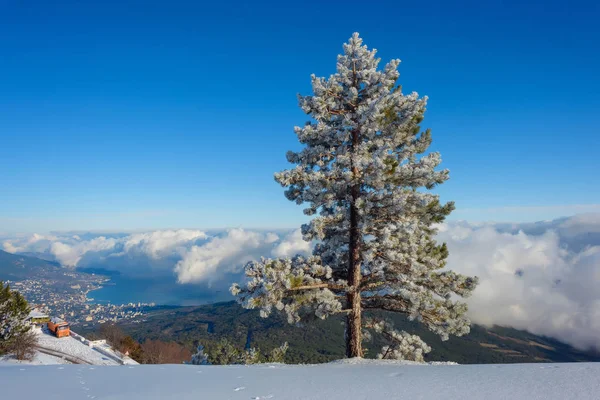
[2,214,600,351]
[1,228,311,283]
[437,217,600,351]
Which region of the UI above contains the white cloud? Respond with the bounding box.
[2,233,58,253]
[557,213,600,237]
[123,230,208,258]
[265,232,280,244]
[2,241,18,253]
[175,229,281,284]
[1,229,210,270]
[438,219,600,350]
[271,229,312,258]
[49,236,119,267]
[1,229,303,282]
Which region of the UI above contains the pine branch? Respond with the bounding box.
[288,283,345,292]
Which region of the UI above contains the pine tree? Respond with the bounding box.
[191,340,289,365]
[209,338,242,365]
[0,281,32,355]
[231,33,478,359]
[190,344,210,365]
[267,342,288,363]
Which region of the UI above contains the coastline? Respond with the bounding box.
[85,276,112,304]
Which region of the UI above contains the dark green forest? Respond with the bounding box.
[81,301,600,365]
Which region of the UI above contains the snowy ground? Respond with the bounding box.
[0,360,599,399]
[1,327,137,366]
[0,351,69,366]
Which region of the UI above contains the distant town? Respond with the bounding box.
[6,273,157,327]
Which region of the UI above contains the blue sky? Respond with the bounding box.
[1,0,599,232]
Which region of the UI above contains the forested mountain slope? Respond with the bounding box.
[103,301,600,364]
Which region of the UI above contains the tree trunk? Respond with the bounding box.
[346,127,363,358]
[345,287,362,357]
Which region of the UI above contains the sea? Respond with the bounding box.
[83,270,232,306]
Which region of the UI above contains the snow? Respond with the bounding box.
[90,340,139,365]
[0,360,598,399]
[32,326,127,365]
[69,330,138,365]
[0,327,137,367]
[0,351,69,366]
[28,309,49,319]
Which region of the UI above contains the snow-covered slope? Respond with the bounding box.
[35,328,122,365]
[0,360,598,399]
[0,351,69,366]
[0,327,137,366]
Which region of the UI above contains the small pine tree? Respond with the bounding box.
[0,281,32,355]
[192,339,288,365]
[240,347,261,365]
[231,33,478,359]
[190,344,210,365]
[210,338,242,365]
[267,342,288,363]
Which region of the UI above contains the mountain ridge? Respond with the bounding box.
[0,249,64,281]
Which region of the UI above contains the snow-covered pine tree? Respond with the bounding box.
[0,281,32,355]
[231,33,478,359]
[190,344,210,365]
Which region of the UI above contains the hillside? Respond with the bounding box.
[1,360,599,399]
[17,251,60,263]
[98,301,600,365]
[0,250,64,281]
[0,326,137,366]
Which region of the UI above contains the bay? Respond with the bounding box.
[86,273,232,306]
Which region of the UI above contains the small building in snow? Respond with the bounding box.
[27,308,50,325]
